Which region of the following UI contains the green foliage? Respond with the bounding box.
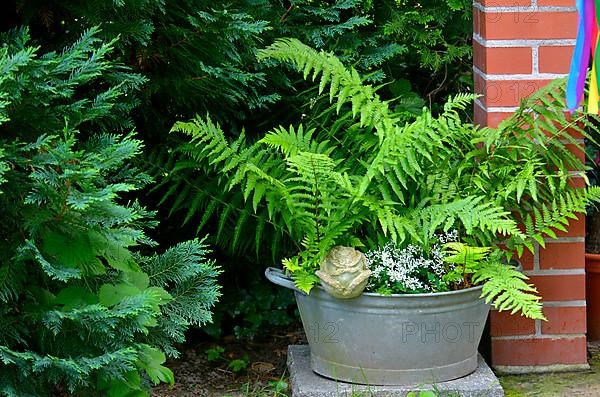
[266,379,290,396]
[444,243,544,320]
[276,1,407,80]
[446,78,600,256]
[199,263,297,340]
[384,0,472,71]
[165,40,510,264]
[225,377,289,397]
[0,28,220,396]
[0,26,145,139]
[11,0,425,129]
[11,0,274,125]
[171,39,599,318]
[0,152,7,190]
[206,346,225,362]
[225,283,296,340]
[9,1,473,275]
[228,357,250,373]
[8,4,474,284]
[157,38,516,266]
[205,346,249,373]
[140,240,222,358]
[474,261,544,320]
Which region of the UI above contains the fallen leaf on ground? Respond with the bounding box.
[251,361,275,373]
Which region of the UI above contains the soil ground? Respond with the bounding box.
[151,324,304,397]
[152,328,600,397]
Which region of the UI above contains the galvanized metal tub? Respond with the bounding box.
[265,267,490,386]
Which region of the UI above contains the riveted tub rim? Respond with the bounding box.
[304,283,484,299]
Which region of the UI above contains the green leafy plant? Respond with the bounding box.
[9,0,422,133]
[8,1,473,261]
[170,41,516,270]
[170,38,600,320]
[267,379,289,395]
[443,243,543,319]
[229,357,250,373]
[206,346,226,362]
[113,0,471,260]
[228,376,289,397]
[0,28,221,396]
[202,274,297,340]
[231,282,297,340]
[205,346,249,374]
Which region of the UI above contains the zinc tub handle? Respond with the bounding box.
[265,267,306,294]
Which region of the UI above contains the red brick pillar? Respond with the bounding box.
[473,0,589,372]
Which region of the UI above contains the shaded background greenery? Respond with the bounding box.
[1,0,473,339]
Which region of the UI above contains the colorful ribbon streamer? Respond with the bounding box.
[567,0,600,113]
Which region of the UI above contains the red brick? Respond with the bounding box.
[474,100,485,126]
[537,0,574,5]
[474,7,480,35]
[475,77,552,107]
[539,46,574,74]
[565,142,587,163]
[474,72,485,101]
[568,176,587,189]
[562,117,586,139]
[518,248,535,271]
[555,216,585,238]
[474,102,514,128]
[481,11,577,40]
[539,242,585,270]
[542,306,587,334]
[474,41,532,74]
[491,310,536,336]
[528,274,586,301]
[492,336,587,366]
[479,0,531,5]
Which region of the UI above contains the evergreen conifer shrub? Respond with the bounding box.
[0,28,221,396]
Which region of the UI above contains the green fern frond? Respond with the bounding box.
[473,262,545,320]
[442,243,544,320]
[260,124,317,157]
[444,243,492,266]
[258,38,397,139]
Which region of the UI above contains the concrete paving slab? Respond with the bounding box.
[287,345,504,397]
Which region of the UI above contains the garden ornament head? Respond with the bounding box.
[316,246,371,299]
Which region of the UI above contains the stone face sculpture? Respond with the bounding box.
[316,246,371,299]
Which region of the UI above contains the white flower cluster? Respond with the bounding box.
[365,231,459,293]
[366,243,429,291]
[438,229,458,244]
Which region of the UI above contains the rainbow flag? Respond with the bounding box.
[567,0,600,113]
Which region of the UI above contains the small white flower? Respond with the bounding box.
[366,230,459,293]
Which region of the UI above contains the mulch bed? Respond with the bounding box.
[152,325,304,396]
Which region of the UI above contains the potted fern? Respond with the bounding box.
[170,39,600,385]
[586,146,600,341]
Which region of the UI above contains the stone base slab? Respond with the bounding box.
[287,345,504,397]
